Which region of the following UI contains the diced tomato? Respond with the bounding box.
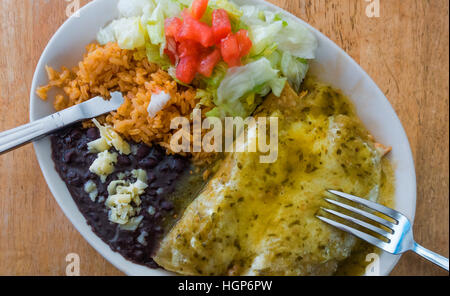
[220,34,241,67]
[181,8,191,20]
[164,37,178,64]
[198,48,222,77]
[177,39,203,58]
[236,29,253,57]
[191,0,209,20]
[165,17,182,40]
[176,55,199,84]
[178,14,214,48]
[166,36,177,54]
[212,9,232,44]
[164,48,176,64]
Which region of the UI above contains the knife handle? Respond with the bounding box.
[0,114,64,155]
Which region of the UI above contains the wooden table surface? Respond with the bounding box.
[0,0,448,276]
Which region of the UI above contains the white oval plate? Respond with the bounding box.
[30,0,416,276]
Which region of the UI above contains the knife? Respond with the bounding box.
[0,92,124,155]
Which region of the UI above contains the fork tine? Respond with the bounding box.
[317,216,389,250]
[325,198,395,230]
[328,190,401,221]
[321,207,392,239]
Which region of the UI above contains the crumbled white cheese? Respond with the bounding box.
[147,91,171,118]
[84,180,98,202]
[147,206,156,215]
[120,215,144,231]
[131,144,139,155]
[107,180,127,196]
[117,172,127,180]
[88,119,131,155]
[106,193,135,224]
[137,230,148,246]
[89,151,118,183]
[105,176,148,226]
[87,137,110,154]
[131,169,147,183]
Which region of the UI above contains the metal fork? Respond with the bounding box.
[317,190,449,272]
[0,92,124,155]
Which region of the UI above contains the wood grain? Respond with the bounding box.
[0,0,448,276]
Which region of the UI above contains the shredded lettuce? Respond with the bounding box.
[97,0,318,118]
[142,2,166,53]
[97,17,146,49]
[97,21,117,45]
[210,0,243,21]
[280,51,309,92]
[238,4,317,94]
[200,62,228,91]
[240,5,265,26]
[195,89,215,109]
[98,0,186,55]
[146,43,171,68]
[200,0,245,31]
[269,76,287,97]
[276,21,317,59]
[213,58,285,117]
[141,0,186,55]
[248,21,283,56]
[118,0,153,17]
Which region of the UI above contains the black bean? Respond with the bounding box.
[156,188,165,196]
[67,170,76,179]
[124,236,134,245]
[70,129,82,140]
[168,158,184,172]
[139,157,157,168]
[136,145,150,159]
[117,155,131,166]
[86,127,100,140]
[83,171,97,180]
[63,150,76,163]
[161,201,174,211]
[133,250,145,260]
[67,171,82,186]
[146,189,157,196]
[89,212,100,223]
[50,124,193,270]
[64,136,72,144]
[147,172,156,182]
[77,141,86,150]
[159,162,170,172]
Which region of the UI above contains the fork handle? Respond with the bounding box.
[413,242,449,271]
[0,114,64,155]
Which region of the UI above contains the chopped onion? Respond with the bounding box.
[147,91,171,118]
